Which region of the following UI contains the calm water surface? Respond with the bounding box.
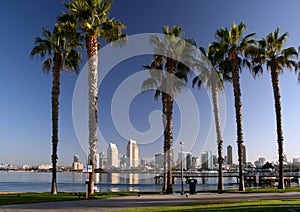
[0,171,239,192]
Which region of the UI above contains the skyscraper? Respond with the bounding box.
[73,155,80,163]
[107,143,119,168]
[155,153,164,170]
[178,152,192,170]
[72,155,83,170]
[126,139,139,168]
[227,145,233,165]
[201,151,213,170]
[191,156,200,169]
[98,152,107,169]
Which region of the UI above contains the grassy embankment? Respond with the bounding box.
[117,199,300,212]
[0,191,136,205]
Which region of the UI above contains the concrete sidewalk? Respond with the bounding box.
[1,192,300,212]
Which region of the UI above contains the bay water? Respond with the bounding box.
[0,171,239,193]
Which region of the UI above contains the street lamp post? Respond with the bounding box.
[180,142,184,195]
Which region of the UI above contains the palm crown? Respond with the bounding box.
[142,26,197,99]
[252,28,298,76]
[30,24,82,72]
[62,0,126,42]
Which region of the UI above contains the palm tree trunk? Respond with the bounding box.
[270,65,285,189]
[164,58,175,194]
[85,34,99,196]
[230,50,245,191]
[51,53,62,195]
[165,96,174,194]
[161,92,168,193]
[211,84,224,192]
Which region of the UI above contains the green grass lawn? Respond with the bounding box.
[0,191,137,205]
[195,187,300,194]
[117,199,300,212]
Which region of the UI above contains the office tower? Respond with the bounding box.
[178,152,192,170]
[201,151,213,170]
[72,155,83,170]
[227,145,233,165]
[140,158,147,167]
[242,144,246,164]
[98,152,107,169]
[73,155,80,163]
[107,143,119,168]
[126,139,139,168]
[191,156,200,169]
[155,153,164,170]
[120,155,127,168]
[213,155,218,166]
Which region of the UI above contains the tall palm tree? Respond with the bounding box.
[30,24,82,194]
[251,28,298,189]
[62,0,126,196]
[192,46,231,192]
[142,26,195,194]
[211,22,256,191]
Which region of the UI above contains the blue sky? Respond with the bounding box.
[0,0,300,166]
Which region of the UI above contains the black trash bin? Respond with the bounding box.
[188,179,197,194]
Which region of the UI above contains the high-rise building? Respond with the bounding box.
[120,155,127,168]
[126,139,139,168]
[98,152,107,169]
[213,155,218,167]
[140,158,147,167]
[227,145,233,165]
[191,156,200,169]
[107,143,119,168]
[155,153,164,170]
[178,152,192,170]
[72,155,83,170]
[73,155,80,163]
[242,144,246,164]
[201,151,213,170]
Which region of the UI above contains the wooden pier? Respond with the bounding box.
[154,171,300,187]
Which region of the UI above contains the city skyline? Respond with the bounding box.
[1,1,300,166]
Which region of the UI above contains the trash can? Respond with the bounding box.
[188,179,197,194]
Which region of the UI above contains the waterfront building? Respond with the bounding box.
[178,152,192,170]
[72,155,83,171]
[140,158,147,167]
[201,151,213,170]
[293,158,300,164]
[98,152,107,169]
[191,156,200,169]
[155,153,164,170]
[73,155,80,163]
[107,143,119,168]
[120,155,127,168]
[126,139,139,168]
[213,155,218,166]
[72,162,83,171]
[227,145,233,165]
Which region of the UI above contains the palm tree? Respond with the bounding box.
[62,0,126,196]
[30,24,82,194]
[142,26,195,194]
[192,46,231,192]
[251,28,298,189]
[211,22,256,191]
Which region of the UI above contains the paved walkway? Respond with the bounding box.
[1,192,300,212]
